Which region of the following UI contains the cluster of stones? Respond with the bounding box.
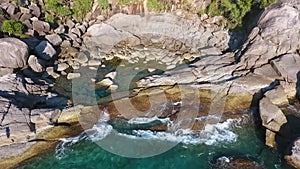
[0,1,110,81]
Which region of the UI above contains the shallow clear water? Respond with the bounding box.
[17,120,294,169]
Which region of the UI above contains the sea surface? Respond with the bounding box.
[17,113,294,169]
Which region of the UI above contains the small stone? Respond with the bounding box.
[108,85,118,92]
[6,4,17,16]
[148,68,156,73]
[77,25,87,33]
[66,20,75,29]
[167,64,176,70]
[96,78,113,87]
[67,73,81,80]
[28,55,44,73]
[54,25,65,34]
[61,40,71,48]
[88,60,101,66]
[71,62,80,70]
[74,52,89,64]
[265,129,276,148]
[56,63,69,72]
[45,34,62,46]
[70,28,81,37]
[20,7,30,14]
[45,67,60,79]
[105,71,117,80]
[34,41,57,60]
[97,15,105,21]
[29,4,41,17]
[32,20,50,34]
[89,67,97,70]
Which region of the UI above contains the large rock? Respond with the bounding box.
[259,97,287,132]
[0,38,29,69]
[236,0,300,71]
[271,53,300,83]
[84,13,229,55]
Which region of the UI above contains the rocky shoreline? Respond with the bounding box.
[0,0,300,168]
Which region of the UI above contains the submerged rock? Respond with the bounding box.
[215,156,263,169]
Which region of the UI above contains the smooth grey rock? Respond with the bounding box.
[34,41,57,60]
[45,34,63,46]
[0,38,29,68]
[28,55,44,73]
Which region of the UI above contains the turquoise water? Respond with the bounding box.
[16,120,293,169]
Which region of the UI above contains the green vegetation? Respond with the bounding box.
[1,20,24,36]
[201,0,277,29]
[147,0,165,12]
[45,13,55,23]
[44,0,72,17]
[98,0,110,9]
[43,0,94,22]
[119,0,132,5]
[73,0,93,20]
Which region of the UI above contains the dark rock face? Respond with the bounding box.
[34,41,57,61]
[0,38,29,69]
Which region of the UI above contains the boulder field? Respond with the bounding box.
[0,0,300,168]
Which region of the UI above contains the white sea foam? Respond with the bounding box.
[128,116,171,124]
[114,119,238,145]
[56,134,87,160]
[56,109,244,159]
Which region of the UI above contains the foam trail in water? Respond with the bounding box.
[55,134,87,160]
[128,116,171,124]
[123,118,240,145]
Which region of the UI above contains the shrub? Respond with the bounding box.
[147,0,165,12]
[44,0,72,18]
[202,0,277,29]
[1,20,23,36]
[98,0,110,9]
[73,0,93,20]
